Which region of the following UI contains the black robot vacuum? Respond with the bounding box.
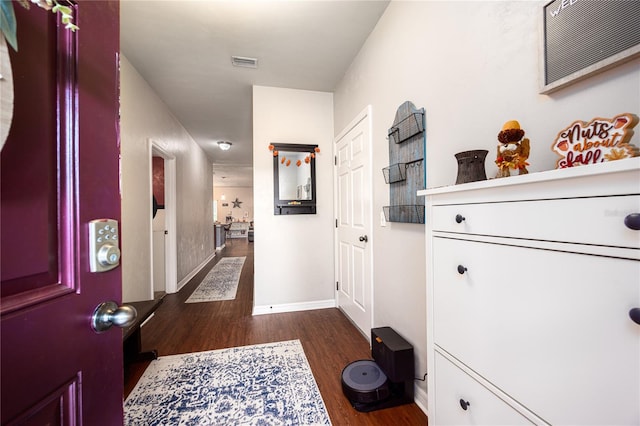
[341,327,414,412]
[341,359,390,405]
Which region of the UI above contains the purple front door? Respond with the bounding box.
[1,2,123,424]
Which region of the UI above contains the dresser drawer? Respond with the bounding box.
[432,195,640,249]
[434,351,534,425]
[432,237,640,425]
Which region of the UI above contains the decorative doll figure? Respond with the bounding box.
[495,120,530,178]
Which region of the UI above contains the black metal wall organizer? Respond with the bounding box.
[382,101,426,224]
[388,109,424,144]
[382,159,423,184]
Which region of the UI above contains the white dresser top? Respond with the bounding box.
[418,157,640,197]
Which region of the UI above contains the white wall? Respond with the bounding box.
[213,186,254,223]
[253,86,335,313]
[120,55,215,302]
[333,0,640,409]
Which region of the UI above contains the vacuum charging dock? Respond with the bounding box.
[341,327,414,412]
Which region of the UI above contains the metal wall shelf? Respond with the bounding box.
[383,205,425,224]
[382,159,424,184]
[388,110,425,144]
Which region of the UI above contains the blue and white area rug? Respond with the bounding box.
[185,256,246,303]
[124,340,331,425]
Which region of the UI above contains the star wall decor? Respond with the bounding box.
[232,198,242,208]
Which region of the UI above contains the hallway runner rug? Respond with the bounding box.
[185,256,246,303]
[123,340,332,425]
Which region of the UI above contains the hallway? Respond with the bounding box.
[124,239,428,425]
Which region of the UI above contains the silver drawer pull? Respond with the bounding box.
[624,213,640,230]
[630,308,640,325]
[457,265,468,275]
[459,399,471,411]
[455,214,465,224]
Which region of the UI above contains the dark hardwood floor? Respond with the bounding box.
[124,238,428,425]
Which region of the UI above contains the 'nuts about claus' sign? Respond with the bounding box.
[551,113,639,168]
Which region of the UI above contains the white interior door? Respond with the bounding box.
[334,106,373,337]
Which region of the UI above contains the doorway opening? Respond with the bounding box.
[149,141,177,296]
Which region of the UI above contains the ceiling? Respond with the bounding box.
[120,0,390,187]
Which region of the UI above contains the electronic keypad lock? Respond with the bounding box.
[89,219,121,272]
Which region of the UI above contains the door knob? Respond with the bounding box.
[91,301,137,333]
[455,214,465,223]
[630,308,640,325]
[624,213,640,230]
[359,235,368,242]
[459,398,471,410]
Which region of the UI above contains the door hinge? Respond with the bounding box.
[334,156,337,166]
[335,219,338,228]
[336,281,339,291]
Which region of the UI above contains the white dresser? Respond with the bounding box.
[418,158,640,425]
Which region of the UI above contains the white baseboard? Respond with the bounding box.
[176,251,216,292]
[253,299,336,316]
[414,385,428,418]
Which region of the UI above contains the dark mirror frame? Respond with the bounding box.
[272,143,317,215]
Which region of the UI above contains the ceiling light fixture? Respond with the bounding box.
[217,141,232,151]
[231,56,258,69]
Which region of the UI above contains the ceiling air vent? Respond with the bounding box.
[231,56,258,69]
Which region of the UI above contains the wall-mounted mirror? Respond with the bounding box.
[272,143,317,215]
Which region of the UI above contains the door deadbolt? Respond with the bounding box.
[89,219,120,272]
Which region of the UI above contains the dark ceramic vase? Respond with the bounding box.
[455,150,488,184]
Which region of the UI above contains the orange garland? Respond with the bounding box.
[268,145,320,167]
